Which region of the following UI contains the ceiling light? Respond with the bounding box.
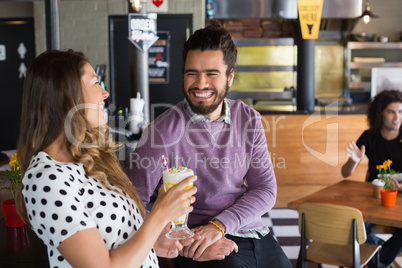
[131,0,142,12]
[358,0,379,24]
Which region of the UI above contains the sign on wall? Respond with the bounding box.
[128,13,159,53]
[297,0,323,39]
[0,18,35,150]
[148,0,168,13]
[149,31,170,83]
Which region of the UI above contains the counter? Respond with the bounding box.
[227,87,368,115]
[261,113,368,208]
[255,103,367,115]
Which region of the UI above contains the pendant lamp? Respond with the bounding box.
[358,0,379,24]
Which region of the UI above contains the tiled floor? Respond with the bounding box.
[264,208,402,268]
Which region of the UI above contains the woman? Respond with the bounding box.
[15,50,197,268]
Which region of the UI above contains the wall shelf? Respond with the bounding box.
[350,62,402,68]
[347,42,402,50]
[231,38,297,99]
[344,42,402,98]
[236,65,297,72]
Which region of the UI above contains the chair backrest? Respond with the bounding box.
[298,203,367,245]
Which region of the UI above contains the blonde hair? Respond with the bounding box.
[16,50,144,223]
[71,126,145,218]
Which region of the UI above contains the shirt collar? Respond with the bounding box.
[183,98,231,124]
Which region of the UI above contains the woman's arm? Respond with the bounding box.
[58,176,197,268]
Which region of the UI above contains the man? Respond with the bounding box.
[127,20,292,267]
[341,89,402,268]
[342,90,402,181]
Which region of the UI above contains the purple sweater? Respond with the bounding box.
[127,99,277,233]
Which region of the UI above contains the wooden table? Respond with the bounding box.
[288,180,402,228]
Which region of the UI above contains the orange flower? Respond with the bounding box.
[9,153,20,171]
[383,159,392,167]
[376,165,384,170]
[377,159,396,191]
[1,153,22,199]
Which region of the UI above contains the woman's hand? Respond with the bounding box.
[151,175,197,224]
[154,223,201,258]
[154,224,183,258]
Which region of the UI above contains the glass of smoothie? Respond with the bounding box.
[163,166,195,239]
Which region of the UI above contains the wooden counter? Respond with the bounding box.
[262,114,368,207]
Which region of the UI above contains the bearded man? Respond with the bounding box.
[127,20,292,268]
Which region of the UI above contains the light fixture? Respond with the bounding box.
[131,0,142,12]
[358,0,379,24]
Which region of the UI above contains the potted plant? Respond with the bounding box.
[377,159,398,207]
[0,153,26,227]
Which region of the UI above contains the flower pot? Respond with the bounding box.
[1,199,26,227]
[380,189,398,207]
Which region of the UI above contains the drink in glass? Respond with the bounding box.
[163,166,195,239]
[372,178,385,199]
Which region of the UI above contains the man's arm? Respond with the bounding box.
[181,113,274,260]
[180,219,238,261]
[126,125,165,208]
[180,219,234,260]
[341,142,365,177]
[214,114,276,233]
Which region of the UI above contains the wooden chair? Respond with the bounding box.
[296,203,382,268]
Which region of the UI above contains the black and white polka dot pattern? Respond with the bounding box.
[22,152,158,268]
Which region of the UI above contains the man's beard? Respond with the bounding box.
[184,82,230,116]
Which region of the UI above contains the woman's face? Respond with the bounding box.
[81,62,109,128]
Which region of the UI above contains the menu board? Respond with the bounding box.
[149,31,170,83]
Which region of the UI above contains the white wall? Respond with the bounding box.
[0,2,33,17]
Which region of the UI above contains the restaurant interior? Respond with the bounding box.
[0,0,401,267]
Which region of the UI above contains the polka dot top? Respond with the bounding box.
[22,152,159,268]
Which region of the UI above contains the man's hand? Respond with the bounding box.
[392,177,402,192]
[192,237,238,262]
[346,142,365,163]
[180,221,236,261]
[342,142,366,178]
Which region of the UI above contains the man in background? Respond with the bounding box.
[342,89,402,268]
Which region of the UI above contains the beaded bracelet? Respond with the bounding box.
[209,220,225,236]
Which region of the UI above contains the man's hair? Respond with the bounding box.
[367,89,402,130]
[182,19,237,76]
